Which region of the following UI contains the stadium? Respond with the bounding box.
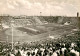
[0,15,78,43]
[0,0,80,55]
[0,14,80,56]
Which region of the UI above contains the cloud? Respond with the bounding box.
[13,1,19,6]
[33,3,44,9]
[7,3,15,9]
[0,0,79,16]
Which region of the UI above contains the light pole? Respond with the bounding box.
[11,20,14,50]
[77,12,80,30]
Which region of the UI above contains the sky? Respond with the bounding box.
[0,0,80,16]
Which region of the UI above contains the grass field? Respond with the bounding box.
[0,23,76,43]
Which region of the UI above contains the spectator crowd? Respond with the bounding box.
[0,31,80,56]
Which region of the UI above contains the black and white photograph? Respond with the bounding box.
[0,0,80,56]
